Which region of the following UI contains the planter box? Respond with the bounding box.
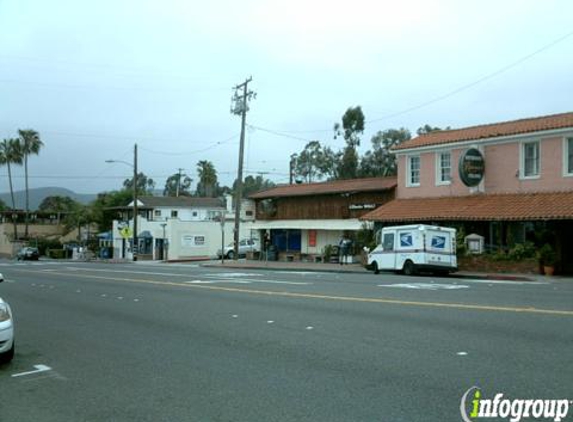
[459,255,538,274]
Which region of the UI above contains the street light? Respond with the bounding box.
[105,143,138,261]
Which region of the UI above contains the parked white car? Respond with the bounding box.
[217,239,260,259]
[0,273,15,363]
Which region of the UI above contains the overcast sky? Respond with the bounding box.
[0,0,572,194]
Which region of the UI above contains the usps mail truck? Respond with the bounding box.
[368,224,457,275]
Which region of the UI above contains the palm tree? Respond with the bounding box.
[0,139,23,240]
[18,129,43,238]
[196,160,218,197]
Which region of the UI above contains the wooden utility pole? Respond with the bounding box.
[231,77,255,259]
[133,143,138,261]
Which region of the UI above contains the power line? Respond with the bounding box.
[138,134,239,156]
[247,124,316,142]
[250,29,573,133]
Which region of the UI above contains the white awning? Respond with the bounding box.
[249,219,369,231]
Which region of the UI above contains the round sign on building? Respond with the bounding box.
[458,148,485,187]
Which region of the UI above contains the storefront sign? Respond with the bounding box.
[348,204,376,210]
[459,148,485,187]
[308,230,317,247]
[182,235,206,248]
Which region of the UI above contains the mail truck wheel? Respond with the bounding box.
[403,260,416,276]
[372,262,380,275]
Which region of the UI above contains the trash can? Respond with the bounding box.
[267,246,278,261]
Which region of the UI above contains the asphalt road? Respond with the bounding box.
[0,260,571,422]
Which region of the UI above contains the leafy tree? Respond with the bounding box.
[360,128,411,177]
[0,198,7,211]
[196,160,218,197]
[123,172,155,196]
[291,141,339,183]
[0,138,23,239]
[18,129,43,237]
[334,106,365,148]
[163,172,192,197]
[62,203,92,240]
[334,106,365,179]
[38,195,80,213]
[89,190,133,231]
[233,175,275,198]
[416,124,450,135]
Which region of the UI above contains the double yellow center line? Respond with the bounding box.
[19,268,573,317]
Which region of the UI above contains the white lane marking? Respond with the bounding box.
[117,297,124,300]
[232,314,238,318]
[461,279,548,285]
[5,279,15,283]
[379,283,469,290]
[133,299,140,302]
[64,267,199,278]
[185,280,252,284]
[306,326,314,330]
[213,272,261,278]
[457,352,469,356]
[185,278,309,285]
[267,320,274,324]
[76,290,81,293]
[239,278,309,285]
[101,294,107,297]
[274,271,329,276]
[12,364,52,378]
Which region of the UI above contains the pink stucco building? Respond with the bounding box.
[364,112,573,273]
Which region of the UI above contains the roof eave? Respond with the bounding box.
[393,127,573,154]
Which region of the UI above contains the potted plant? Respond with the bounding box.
[537,244,557,276]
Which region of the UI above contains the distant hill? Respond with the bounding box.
[0,187,97,210]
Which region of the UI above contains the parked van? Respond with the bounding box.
[368,224,457,275]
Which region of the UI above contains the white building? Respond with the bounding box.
[112,195,256,261]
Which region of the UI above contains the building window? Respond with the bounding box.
[521,141,540,178]
[171,210,178,218]
[245,210,253,217]
[154,210,161,218]
[565,137,573,176]
[407,155,420,186]
[436,152,451,185]
[192,211,198,217]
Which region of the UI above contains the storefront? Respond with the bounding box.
[362,111,573,273]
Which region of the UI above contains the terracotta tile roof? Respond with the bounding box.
[361,191,573,222]
[394,111,573,151]
[249,177,397,199]
[137,197,224,208]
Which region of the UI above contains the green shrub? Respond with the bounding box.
[537,244,557,266]
[36,238,62,256]
[507,242,536,261]
[47,249,66,259]
[323,244,333,262]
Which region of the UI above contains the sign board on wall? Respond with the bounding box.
[308,230,317,247]
[348,204,377,210]
[181,235,206,248]
[458,148,485,187]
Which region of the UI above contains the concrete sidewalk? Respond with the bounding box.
[199,258,557,282]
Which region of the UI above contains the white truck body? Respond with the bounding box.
[368,224,457,275]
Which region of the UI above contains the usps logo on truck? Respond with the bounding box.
[431,236,446,249]
[400,233,413,247]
